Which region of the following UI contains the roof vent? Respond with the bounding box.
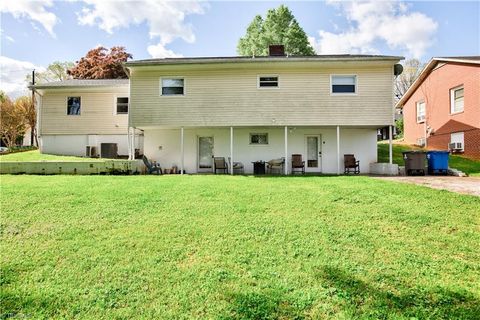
[269,45,285,56]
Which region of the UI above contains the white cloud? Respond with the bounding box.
[147,43,183,58]
[310,0,438,59]
[0,56,45,98]
[77,0,205,58]
[0,0,58,37]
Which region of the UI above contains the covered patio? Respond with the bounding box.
[128,125,394,175]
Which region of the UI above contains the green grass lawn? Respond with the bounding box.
[0,150,107,162]
[1,175,479,319]
[378,142,480,177]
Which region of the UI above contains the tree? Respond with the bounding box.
[26,61,74,84]
[16,96,37,146]
[395,59,424,101]
[238,5,315,56]
[68,46,132,79]
[0,96,25,148]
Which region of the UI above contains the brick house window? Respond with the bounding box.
[450,132,464,151]
[450,86,464,114]
[416,101,425,123]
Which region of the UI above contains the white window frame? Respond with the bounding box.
[160,77,185,96]
[450,132,464,151]
[257,75,280,89]
[66,96,81,116]
[249,133,269,145]
[330,74,358,95]
[450,85,464,114]
[416,100,426,123]
[114,96,129,115]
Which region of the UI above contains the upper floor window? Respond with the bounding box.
[450,86,464,114]
[116,97,129,114]
[416,101,425,123]
[331,75,356,94]
[161,78,184,95]
[258,76,279,88]
[67,97,81,115]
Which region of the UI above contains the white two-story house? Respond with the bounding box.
[124,49,402,174]
[33,47,402,174]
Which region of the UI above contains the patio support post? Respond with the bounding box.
[336,126,340,175]
[230,127,234,175]
[389,125,393,164]
[127,127,131,160]
[180,127,184,175]
[284,126,288,175]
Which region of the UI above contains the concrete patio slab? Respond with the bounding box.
[374,176,480,197]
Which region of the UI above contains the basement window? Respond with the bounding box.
[258,76,279,88]
[67,97,81,115]
[331,75,357,94]
[161,78,184,95]
[116,97,129,114]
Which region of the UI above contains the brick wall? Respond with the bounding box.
[402,62,480,159]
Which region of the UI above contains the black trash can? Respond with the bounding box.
[403,151,427,176]
[252,161,266,175]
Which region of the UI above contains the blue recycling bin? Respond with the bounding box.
[427,151,449,175]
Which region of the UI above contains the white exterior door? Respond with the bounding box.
[198,136,214,172]
[304,135,322,173]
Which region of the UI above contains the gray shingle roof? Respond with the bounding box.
[31,79,129,89]
[125,54,404,67]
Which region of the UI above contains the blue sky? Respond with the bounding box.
[1,1,479,96]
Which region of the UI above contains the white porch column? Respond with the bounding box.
[131,127,135,160]
[230,127,234,175]
[284,126,288,175]
[389,125,393,164]
[127,127,132,160]
[180,127,184,175]
[336,126,340,175]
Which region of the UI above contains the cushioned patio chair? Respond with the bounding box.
[228,157,244,174]
[266,158,285,174]
[213,157,228,174]
[291,154,305,174]
[142,155,162,174]
[344,154,360,174]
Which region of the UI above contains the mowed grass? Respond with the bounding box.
[378,142,480,176]
[0,150,104,162]
[1,175,479,319]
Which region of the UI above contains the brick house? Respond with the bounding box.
[396,57,480,159]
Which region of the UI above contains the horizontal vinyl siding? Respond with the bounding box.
[130,65,394,127]
[41,88,129,135]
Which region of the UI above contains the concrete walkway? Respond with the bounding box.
[375,176,480,197]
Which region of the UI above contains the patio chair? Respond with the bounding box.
[266,158,285,174]
[291,154,305,174]
[142,155,162,174]
[344,154,360,174]
[228,157,244,174]
[213,157,228,174]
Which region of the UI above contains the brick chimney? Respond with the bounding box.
[269,45,285,56]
